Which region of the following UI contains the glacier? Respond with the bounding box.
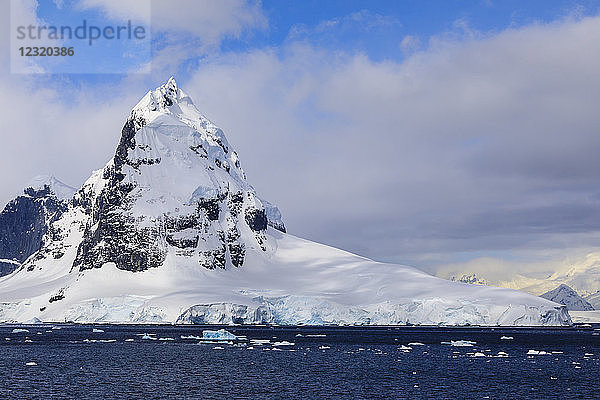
[0,77,571,326]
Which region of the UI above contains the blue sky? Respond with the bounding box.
[15,0,600,84]
[3,0,600,277]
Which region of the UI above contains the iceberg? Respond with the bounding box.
[201,329,239,341]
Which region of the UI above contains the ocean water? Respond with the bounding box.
[0,324,598,399]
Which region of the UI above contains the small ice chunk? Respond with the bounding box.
[408,342,425,346]
[585,353,594,356]
[272,341,295,346]
[319,345,331,350]
[527,350,548,355]
[441,340,476,347]
[159,337,175,341]
[181,335,202,340]
[125,339,134,342]
[12,329,29,333]
[296,334,303,337]
[250,339,271,346]
[306,334,326,337]
[472,352,486,357]
[141,333,157,340]
[398,345,412,350]
[92,328,104,333]
[213,346,224,350]
[202,329,239,341]
[25,362,37,366]
[500,336,514,340]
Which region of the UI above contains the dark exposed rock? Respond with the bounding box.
[0,185,68,277]
[245,208,268,232]
[0,261,20,277]
[198,198,220,221]
[73,114,167,273]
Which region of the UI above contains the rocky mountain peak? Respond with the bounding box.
[540,284,594,311]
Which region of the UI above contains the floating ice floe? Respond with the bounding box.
[319,345,331,350]
[441,340,476,347]
[159,337,175,341]
[471,352,486,357]
[249,339,271,346]
[12,329,28,333]
[496,351,509,357]
[584,353,594,356]
[181,335,202,340]
[408,342,425,346]
[527,350,548,355]
[500,336,513,340]
[125,339,134,342]
[92,328,104,333]
[398,345,412,350]
[202,329,239,341]
[213,346,224,350]
[272,341,294,346]
[141,333,157,340]
[25,362,37,366]
[306,334,327,338]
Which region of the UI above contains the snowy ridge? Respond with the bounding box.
[24,175,76,201]
[0,78,571,326]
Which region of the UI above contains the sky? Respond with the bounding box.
[1,0,600,277]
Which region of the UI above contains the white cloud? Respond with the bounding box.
[76,0,267,44]
[399,35,420,53]
[183,15,600,267]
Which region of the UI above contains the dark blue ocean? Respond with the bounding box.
[1,324,599,399]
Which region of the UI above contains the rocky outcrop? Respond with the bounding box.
[540,284,594,311]
[0,183,72,276]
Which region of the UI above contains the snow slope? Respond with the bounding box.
[0,78,571,326]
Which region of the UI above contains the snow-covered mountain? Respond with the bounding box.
[0,78,570,326]
[439,252,600,310]
[0,176,75,277]
[540,284,594,311]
